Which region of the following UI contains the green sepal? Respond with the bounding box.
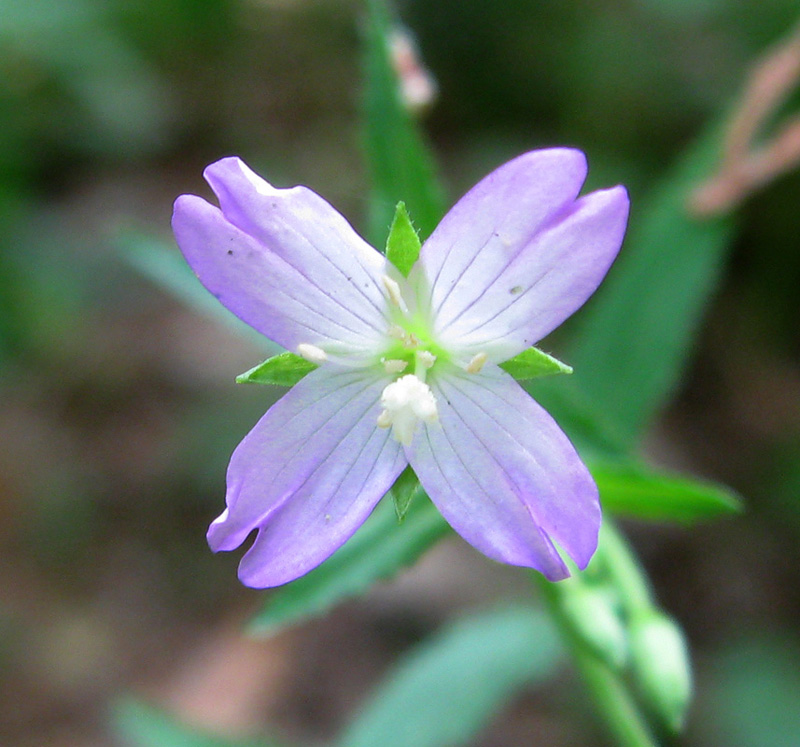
[388,465,421,522]
[236,351,317,387]
[385,202,422,277]
[499,347,573,380]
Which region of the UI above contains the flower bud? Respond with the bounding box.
[628,611,692,732]
[559,582,627,669]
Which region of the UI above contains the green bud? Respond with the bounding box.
[628,611,692,733]
[559,582,627,670]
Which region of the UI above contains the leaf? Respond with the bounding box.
[248,496,450,636]
[389,465,421,522]
[112,699,278,747]
[500,347,573,380]
[527,374,631,460]
[115,229,276,351]
[336,606,563,747]
[567,124,736,447]
[363,0,445,245]
[236,352,316,387]
[592,461,742,523]
[386,202,421,276]
[705,636,800,747]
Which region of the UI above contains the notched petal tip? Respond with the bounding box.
[206,506,252,553]
[599,183,631,221]
[203,155,260,187]
[171,192,205,226]
[515,146,588,177]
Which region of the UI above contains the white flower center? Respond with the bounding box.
[377,374,438,446]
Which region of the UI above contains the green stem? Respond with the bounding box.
[534,575,660,747]
[598,520,653,615]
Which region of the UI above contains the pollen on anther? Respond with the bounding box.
[297,343,328,364]
[466,352,488,374]
[382,275,406,308]
[383,358,408,374]
[417,350,436,368]
[377,410,392,428]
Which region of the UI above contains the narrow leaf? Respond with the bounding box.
[592,461,742,523]
[500,347,573,380]
[112,699,278,747]
[567,124,736,446]
[706,636,800,747]
[248,496,449,636]
[363,0,445,245]
[116,229,275,351]
[236,352,316,387]
[337,606,563,747]
[386,202,421,276]
[527,374,631,460]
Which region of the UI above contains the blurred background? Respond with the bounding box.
[1,0,799,745]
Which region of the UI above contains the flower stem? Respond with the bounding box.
[533,574,660,747]
[596,520,653,615]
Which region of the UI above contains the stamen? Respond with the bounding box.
[466,352,488,374]
[377,410,393,428]
[382,275,406,309]
[383,358,408,374]
[417,350,436,369]
[403,332,420,349]
[297,343,328,364]
[387,324,406,339]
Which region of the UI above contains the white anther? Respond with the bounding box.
[297,343,328,364]
[417,350,436,369]
[383,358,409,374]
[387,324,406,339]
[466,352,488,374]
[382,275,406,309]
[378,374,438,446]
[403,332,420,349]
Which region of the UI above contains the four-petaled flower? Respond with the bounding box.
[172,150,629,588]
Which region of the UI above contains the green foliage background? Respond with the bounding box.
[0,1,799,746]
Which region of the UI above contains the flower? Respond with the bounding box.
[172,150,629,588]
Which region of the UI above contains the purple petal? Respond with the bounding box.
[406,364,600,579]
[412,148,587,321]
[207,367,406,588]
[433,185,629,360]
[172,157,390,355]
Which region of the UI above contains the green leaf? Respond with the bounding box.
[112,699,278,747]
[115,229,276,352]
[567,125,736,447]
[389,465,421,522]
[248,496,449,636]
[236,352,316,387]
[386,202,421,276]
[363,0,445,245]
[526,375,631,460]
[337,606,563,747]
[705,636,800,747]
[592,461,742,523]
[500,347,573,380]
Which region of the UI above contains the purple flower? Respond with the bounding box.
[172,150,629,588]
